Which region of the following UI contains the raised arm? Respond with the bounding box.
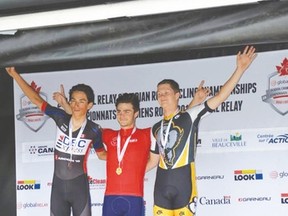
[207,46,257,110]
[5,67,45,109]
[53,84,72,114]
[187,80,210,109]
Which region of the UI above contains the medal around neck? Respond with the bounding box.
[116,167,122,175]
[116,127,136,176]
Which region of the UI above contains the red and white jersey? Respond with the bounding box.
[103,127,155,197]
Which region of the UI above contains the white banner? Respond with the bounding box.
[14,49,288,216]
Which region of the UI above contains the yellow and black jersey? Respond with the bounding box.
[151,101,213,170]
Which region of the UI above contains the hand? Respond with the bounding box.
[5,67,17,77]
[194,80,210,104]
[237,46,257,72]
[53,84,67,106]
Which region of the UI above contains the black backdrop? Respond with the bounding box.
[1,1,288,215]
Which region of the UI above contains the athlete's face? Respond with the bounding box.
[157,83,180,109]
[69,91,93,117]
[116,103,138,129]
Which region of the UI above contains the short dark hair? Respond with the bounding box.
[69,84,95,104]
[116,93,140,112]
[157,79,180,93]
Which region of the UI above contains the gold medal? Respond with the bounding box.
[116,167,122,175]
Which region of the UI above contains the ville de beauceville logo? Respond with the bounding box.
[16,81,50,132]
[262,58,288,115]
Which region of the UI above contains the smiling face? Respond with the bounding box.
[116,102,138,129]
[69,91,93,118]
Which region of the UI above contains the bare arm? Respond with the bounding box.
[5,67,45,109]
[53,84,72,114]
[207,46,257,110]
[145,152,160,172]
[96,150,107,161]
[188,80,210,109]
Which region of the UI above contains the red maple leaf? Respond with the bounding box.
[276,58,288,76]
[30,81,41,93]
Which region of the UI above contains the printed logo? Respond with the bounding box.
[238,196,271,202]
[55,132,90,155]
[281,193,288,204]
[212,132,246,148]
[17,202,48,209]
[28,145,54,155]
[22,141,54,163]
[270,171,288,179]
[266,134,288,144]
[17,180,41,190]
[199,195,231,205]
[88,175,106,190]
[16,81,49,132]
[262,58,288,115]
[234,169,263,181]
[257,134,274,143]
[188,196,197,214]
[197,175,224,181]
[257,133,288,144]
[270,171,279,179]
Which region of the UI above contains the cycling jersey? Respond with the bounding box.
[151,102,213,215]
[102,127,154,216]
[42,102,105,216]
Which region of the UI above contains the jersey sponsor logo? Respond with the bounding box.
[188,196,197,213]
[234,169,263,181]
[157,122,184,168]
[16,81,50,132]
[17,180,41,190]
[109,136,138,147]
[262,58,288,115]
[55,133,91,155]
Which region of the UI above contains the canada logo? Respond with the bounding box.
[16,81,50,132]
[262,58,288,115]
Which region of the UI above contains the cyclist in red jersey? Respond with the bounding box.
[54,82,209,216]
[5,67,106,216]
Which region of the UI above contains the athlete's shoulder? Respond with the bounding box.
[102,128,118,139]
[86,119,102,132]
[44,103,68,119]
[136,127,151,133]
[152,119,162,130]
[102,128,118,134]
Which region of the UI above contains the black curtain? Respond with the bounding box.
[1,1,288,71]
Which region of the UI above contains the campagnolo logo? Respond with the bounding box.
[262,58,288,115]
[16,81,49,132]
